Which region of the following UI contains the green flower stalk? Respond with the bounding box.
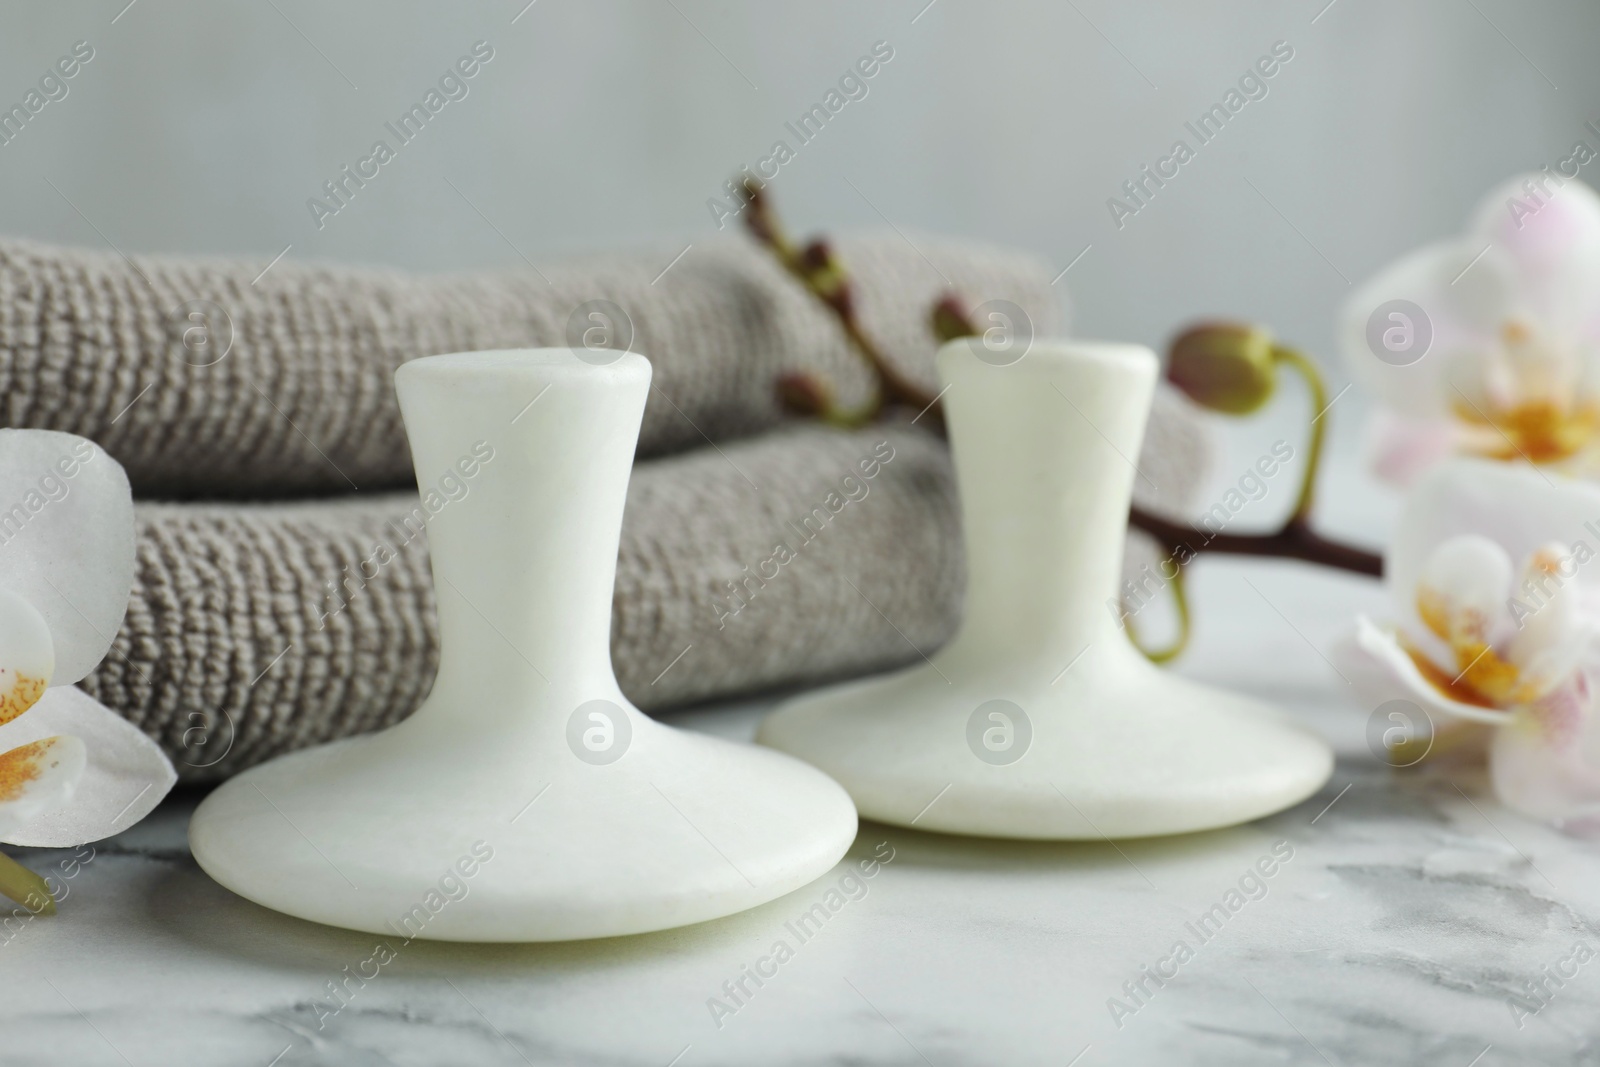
[0,850,54,915]
[1167,322,1331,524]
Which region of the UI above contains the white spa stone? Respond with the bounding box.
[188,349,857,941]
[757,339,1334,839]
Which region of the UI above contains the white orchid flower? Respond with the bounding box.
[1348,458,1600,826]
[0,431,175,913]
[1342,173,1600,484]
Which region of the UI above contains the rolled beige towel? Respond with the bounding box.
[83,394,1210,781]
[0,233,1061,496]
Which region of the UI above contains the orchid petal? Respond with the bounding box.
[0,735,85,840]
[1416,534,1512,646]
[1388,460,1600,642]
[1469,174,1600,338]
[0,589,53,726]
[1335,624,1494,764]
[0,431,135,684]
[1352,616,1511,726]
[1488,679,1600,823]
[1472,174,1600,269]
[1340,239,1513,416]
[1366,411,1467,487]
[1506,543,1587,699]
[0,686,174,847]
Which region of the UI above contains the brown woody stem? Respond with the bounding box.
[1126,511,1382,577]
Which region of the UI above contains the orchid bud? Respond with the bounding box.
[776,372,834,417]
[1166,322,1278,415]
[931,295,976,343]
[802,239,851,305]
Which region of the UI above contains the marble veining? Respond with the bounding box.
[7,550,1600,1065]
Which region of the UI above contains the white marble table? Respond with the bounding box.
[7,545,1600,1065]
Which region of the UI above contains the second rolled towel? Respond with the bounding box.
[84,388,1209,780]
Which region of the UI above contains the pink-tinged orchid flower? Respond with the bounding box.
[0,431,174,908]
[1342,173,1600,484]
[1348,458,1600,826]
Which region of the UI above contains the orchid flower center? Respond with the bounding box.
[1451,321,1600,464]
[1404,594,1525,708]
[1403,540,1577,712]
[0,670,47,727]
[0,738,59,803]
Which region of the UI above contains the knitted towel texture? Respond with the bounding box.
[2,232,1213,778]
[85,404,1207,781]
[0,233,1065,495]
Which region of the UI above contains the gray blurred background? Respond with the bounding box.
[0,0,1592,536]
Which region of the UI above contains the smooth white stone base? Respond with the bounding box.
[757,658,1332,839]
[190,710,858,941]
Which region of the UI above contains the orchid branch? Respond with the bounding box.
[734,181,1385,661]
[740,179,945,432]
